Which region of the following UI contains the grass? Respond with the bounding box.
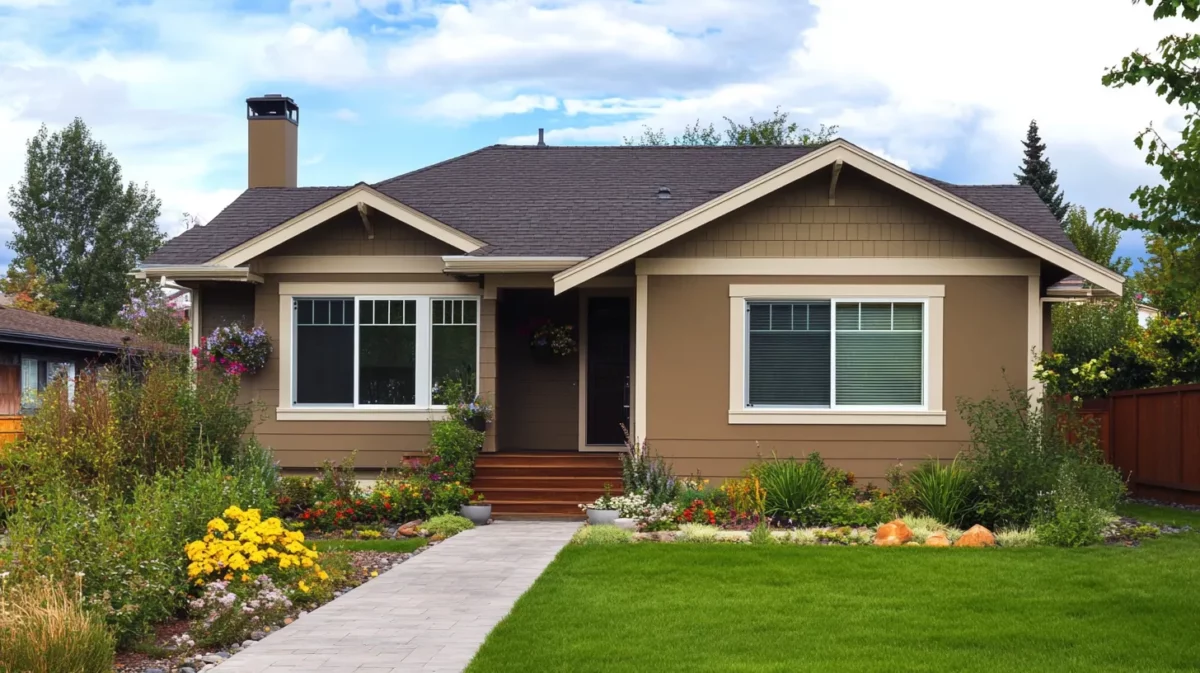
[309,538,428,553]
[1117,501,1200,528]
[468,534,1200,673]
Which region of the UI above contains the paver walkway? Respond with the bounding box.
[215,520,579,673]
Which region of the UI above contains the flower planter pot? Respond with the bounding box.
[460,504,492,525]
[587,508,619,525]
[467,415,488,433]
[613,517,638,531]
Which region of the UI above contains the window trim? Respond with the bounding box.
[729,284,946,426]
[279,284,481,419]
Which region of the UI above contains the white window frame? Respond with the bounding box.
[20,356,75,410]
[729,284,945,426]
[287,294,479,414]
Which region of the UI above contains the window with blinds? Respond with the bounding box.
[746,299,924,408]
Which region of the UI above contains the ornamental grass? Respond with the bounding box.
[0,576,115,673]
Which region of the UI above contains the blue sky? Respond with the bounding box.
[0,0,1187,269]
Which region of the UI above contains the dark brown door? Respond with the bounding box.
[586,297,631,445]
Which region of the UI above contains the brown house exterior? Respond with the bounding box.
[140,95,1124,511]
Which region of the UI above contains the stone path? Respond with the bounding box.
[215,521,580,673]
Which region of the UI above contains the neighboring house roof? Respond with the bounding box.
[146,143,1079,265]
[1047,275,1119,298]
[0,306,139,353]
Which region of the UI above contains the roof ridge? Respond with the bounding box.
[374,145,501,188]
[487,144,821,150]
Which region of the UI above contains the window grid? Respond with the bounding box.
[746,298,926,411]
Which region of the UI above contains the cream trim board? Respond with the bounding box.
[190,286,203,352]
[730,284,945,299]
[728,287,945,425]
[211,185,485,267]
[256,256,445,274]
[634,275,648,444]
[729,410,947,425]
[278,282,480,296]
[276,408,449,422]
[1028,274,1043,397]
[443,256,584,274]
[483,274,634,300]
[553,141,1123,295]
[137,266,263,283]
[638,257,1040,277]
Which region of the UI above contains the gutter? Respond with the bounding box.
[135,265,264,283]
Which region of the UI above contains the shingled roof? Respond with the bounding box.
[0,305,140,352]
[146,144,1076,265]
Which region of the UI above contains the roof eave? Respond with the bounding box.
[442,256,585,274]
[135,265,264,283]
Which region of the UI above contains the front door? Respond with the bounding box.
[585,296,631,445]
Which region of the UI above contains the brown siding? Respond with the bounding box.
[239,272,465,471]
[645,274,1028,483]
[650,168,1025,259]
[200,284,256,335]
[268,209,459,257]
[495,289,580,451]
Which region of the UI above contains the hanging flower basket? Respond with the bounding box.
[197,323,272,376]
[529,320,577,357]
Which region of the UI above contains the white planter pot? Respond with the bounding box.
[460,504,492,526]
[613,517,638,531]
[587,509,619,525]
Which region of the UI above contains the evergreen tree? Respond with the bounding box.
[1015,120,1070,222]
[6,119,163,325]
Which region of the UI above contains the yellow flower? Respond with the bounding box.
[298,580,311,593]
[207,517,229,533]
[317,570,329,581]
[370,571,378,578]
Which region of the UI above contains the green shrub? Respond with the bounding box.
[748,522,777,546]
[1036,462,1118,548]
[960,387,1124,528]
[900,515,962,543]
[0,577,115,673]
[676,524,720,543]
[429,420,483,483]
[422,514,474,538]
[753,453,832,523]
[906,456,976,528]
[314,452,363,504]
[571,525,633,546]
[276,475,317,518]
[995,527,1039,548]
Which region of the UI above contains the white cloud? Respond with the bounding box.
[256,24,373,85]
[333,107,360,122]
[419,92,559,121]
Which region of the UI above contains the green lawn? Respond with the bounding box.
[469,534,1200,673]
[310,537,427,553]
[1117,502,1200,529]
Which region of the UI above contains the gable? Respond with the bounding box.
[264,208,460,258]
[649,167,1026,260]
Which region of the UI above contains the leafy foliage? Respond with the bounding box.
[1134,232,1200,317]
[422,514,475,538]
[752,453,837,523]
[6,119,163,325]
[905,456,977,528]
[959,388,1124,529]
[1049,296,1139,368]
[116,286,189,346]
[624,107,837,147]
[0,258,57,315]
[1062,206,1132,274]
[1014,120,1070,222]
[570,524,633,546]
[620,431,679,506]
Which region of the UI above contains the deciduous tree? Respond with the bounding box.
[624,108,837,147]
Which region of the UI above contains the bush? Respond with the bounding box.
[620,432,679,506]
[429,420,483,483]
[276,476,317,518]
[960,387,1124,529]
[571,525,632,546]
[900,515,962,543]
[748,522,777,545]
[0,576,115,673]
[422,514,474,538]
[905,456,976,528]
[753,453,832,523]
[1036,462,1118,548]
[676,523,720,543]
[185,506,327,599]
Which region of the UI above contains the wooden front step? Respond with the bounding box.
[472,451,623,518]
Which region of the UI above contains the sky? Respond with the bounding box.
[0,0,1188,270]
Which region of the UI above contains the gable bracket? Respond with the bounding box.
[828,159,843,206]
[357,202,374,240]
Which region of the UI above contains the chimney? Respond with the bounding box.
[537,128,546,147]
[246,94,299,188]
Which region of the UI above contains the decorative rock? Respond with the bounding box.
[283,617,294,625]
[925,531,952,547]
[200,666,213,673]
[397,520,422,537]
[178,667,196,673]
[430,533,446,542]
[242,640,255,649]
[874,519,914,546]
[145,668,166,673]
[201,654,225,664]
[903,541,920,546]
[955,524,996,547]
[250,630,266,641]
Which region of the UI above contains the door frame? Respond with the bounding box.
[577,287,635,452]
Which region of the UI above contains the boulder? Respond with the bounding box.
[396,520,422,537]
[954,524,996,548]
[874,519,914,546]
[925,531,951,547]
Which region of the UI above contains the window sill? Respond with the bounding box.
[728,409,947,426]
[276,408,450,422]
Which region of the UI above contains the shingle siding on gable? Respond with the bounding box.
[650,168,1025,259]
[266,209,459,257]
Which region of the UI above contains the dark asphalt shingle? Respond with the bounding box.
[0,306,140,351]
[146,144,1076,264]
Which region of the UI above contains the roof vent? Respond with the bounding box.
[537,128,546,147]
[657,186,671,199]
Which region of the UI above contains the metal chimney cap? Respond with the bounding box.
[537,128,546,147]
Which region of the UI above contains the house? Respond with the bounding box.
[138,95,1124,515]
[1047,275,1157,328]
[0,305,139,414]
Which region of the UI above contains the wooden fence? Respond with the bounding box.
[0,414,22,451]
[1082,384,1200,506]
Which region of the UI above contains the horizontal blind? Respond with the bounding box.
[747,301,831,406]
[835,302,922,405]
